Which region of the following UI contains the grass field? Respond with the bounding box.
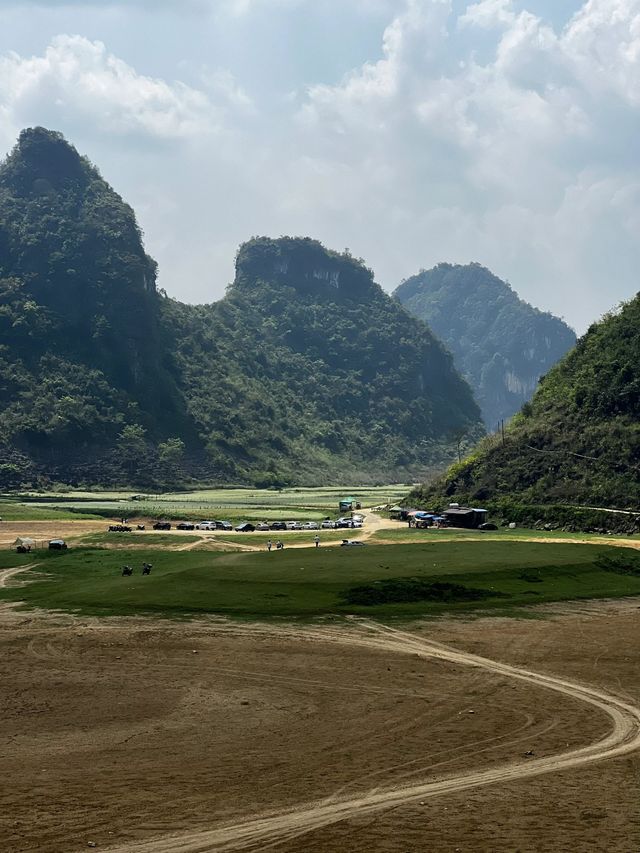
[370,527,640,544]
[3,541,640,621]
[0,485,408,523]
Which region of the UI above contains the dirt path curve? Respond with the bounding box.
[106,620,640,853]
[0,564,36,588]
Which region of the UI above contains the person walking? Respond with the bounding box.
[314,535,320,548]
[267,539,272,552]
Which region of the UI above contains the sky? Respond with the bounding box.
[0,0,638,332]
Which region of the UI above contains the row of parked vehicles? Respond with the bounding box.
[112,514,366,533]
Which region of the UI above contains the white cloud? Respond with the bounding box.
[0,34,247,142]
[459,0,515,29]
[1,1,639,332]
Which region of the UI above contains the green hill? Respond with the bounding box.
[161,237,483,485]
[0,129,483,488]
[411,294,640,512]
[394,263,576,428]
[0,127,199,488]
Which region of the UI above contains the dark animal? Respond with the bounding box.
[121,565,133,576]
[142,563,152,575]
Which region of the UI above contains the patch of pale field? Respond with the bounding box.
[0,520,108,548]
[1,600,639,852]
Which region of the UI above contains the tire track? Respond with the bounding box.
[105,620,640,853]
[0,564,37,588]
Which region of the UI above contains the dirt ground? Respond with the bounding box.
[1,598,639,853]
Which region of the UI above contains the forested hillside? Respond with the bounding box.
[161,237,483,485]
[0,127,198,488]
[0,128,483,488]
[412,294,640,510]
[395,264,576,428]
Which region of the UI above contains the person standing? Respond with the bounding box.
[314,535,320,548]
[267,539,272,552]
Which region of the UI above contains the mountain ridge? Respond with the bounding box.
[0,128,483,488]
[394,263,577,428]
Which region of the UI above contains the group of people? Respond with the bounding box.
[267,535,321,551]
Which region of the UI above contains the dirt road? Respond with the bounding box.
[0,564,35,588]
[104,621,640,853]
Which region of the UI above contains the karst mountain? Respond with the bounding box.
[0,128,483,488]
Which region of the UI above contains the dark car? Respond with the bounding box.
[215,520,233,531]
[109,524,132,533]
[153,521,172,531]
[479,522,498,531]
[235,522,256,532]
[48,539,68,550]
[176,522,195,530]
[270,521,286,530]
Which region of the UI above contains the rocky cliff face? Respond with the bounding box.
[394,263,577,429]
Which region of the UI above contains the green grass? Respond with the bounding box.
[78,532,202,547]
[3,541,640,621]
[0,502,108,521]
[3,485,408,524]
[370,527,640,544]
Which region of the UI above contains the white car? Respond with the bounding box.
[321,520,336,529]
[302,521,319,530]
[285,521,301,530]
[196,521,216,530]
[256,522,270,531]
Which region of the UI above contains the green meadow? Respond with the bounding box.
[2,541,640,621]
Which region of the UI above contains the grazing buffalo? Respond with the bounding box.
[121,565,133,576]
[142,563,152,575]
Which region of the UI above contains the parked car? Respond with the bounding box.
[256,522,270,531]
[109,524,132,533]
[336,517,356,528]
[285,521,301,530]
[321,520,337,529]
[352,514,364,523]
[340,539,366,547]
[235,522,256,532]
[215,520,233,531]
[479,522,498,531]
[270,521,286,530]
[48,539,67,550]
[302,521,319,530]
[196,521,216,530]
[351,521,363,528]
[176,522,195,531]
[153,521,171,530]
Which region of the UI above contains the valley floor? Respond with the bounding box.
[1,599,639,852]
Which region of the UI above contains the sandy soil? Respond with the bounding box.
[0,520,107,549]
[1,591,639,853]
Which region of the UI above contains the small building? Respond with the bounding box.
[442,506,488,529]
[339,496,361,512]
[14,536,35,553]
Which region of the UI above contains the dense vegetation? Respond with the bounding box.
[162,237,483,485]
[395,263,576,428]
[412,293,640,511]
[0,128,482,488]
